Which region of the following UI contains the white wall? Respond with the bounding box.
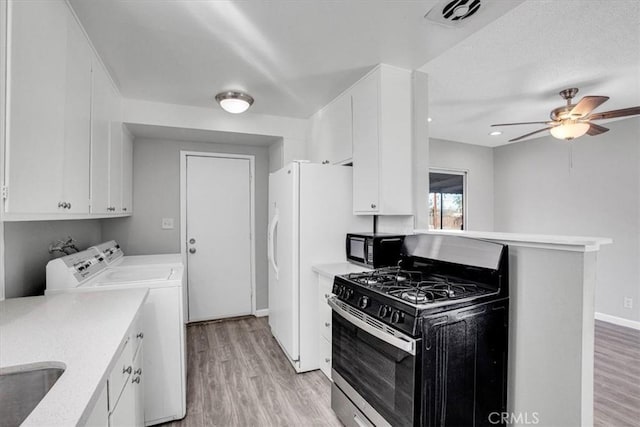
[123,98,308,166]
[101,137,271,310]
[429,138,494,231]
[493,118,640,323]
[3,220,102,298]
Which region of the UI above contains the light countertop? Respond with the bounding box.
[312,262,373,279]
[414,229,612,252]
[0,289,148,426]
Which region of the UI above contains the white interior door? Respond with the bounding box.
[186,155,253,322]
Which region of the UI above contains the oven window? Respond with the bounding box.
[332,312,418,426]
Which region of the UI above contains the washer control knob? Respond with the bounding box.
[358,296,370,309]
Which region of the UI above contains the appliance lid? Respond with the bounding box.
[95,266,177,284]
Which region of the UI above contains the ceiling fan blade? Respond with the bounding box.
[586,123,609,136]
[569,96,609,118]
[588,106,640,120]
[491,121,554,127]
[508,127,554,142]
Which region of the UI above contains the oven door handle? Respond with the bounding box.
[328,297,416,356]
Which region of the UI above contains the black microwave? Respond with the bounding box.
[346,233,405,268]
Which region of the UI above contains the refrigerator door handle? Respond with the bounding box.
[268,211,279,279]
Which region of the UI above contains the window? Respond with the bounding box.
[429,170,466,230]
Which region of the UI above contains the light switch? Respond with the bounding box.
[161,218,174,229]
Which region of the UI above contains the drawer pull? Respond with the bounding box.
[134,368,142,375]
[325,358,331,363]
[123,365,132,374]
[132,376,141,384]
[324,294,330,299]
[136,332,144,339]
[324,322,330,327]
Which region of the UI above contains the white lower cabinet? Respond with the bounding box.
[318,274,334,380]
[85,385,109,427]
[108,317,144,427]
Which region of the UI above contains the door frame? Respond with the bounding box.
[180,151,256,321]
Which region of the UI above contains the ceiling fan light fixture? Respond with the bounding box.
[215,91,254,114]
[549,121,590,141]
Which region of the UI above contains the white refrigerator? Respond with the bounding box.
[268,161,369,372]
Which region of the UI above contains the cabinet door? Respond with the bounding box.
[90,62,111,214]
[351,71,380,214]
[132,346,144,426]
[61,8,92,213]
[324,94,352,164]
[121,127,133,214]
[5,0,67,213]
[109,377,136,427]
[85,385,109,427]
[108,117,123,211]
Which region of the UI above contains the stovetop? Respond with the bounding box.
[343,267,494,307]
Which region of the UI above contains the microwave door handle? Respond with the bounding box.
[328,297,416,355]
[268,211,279,279]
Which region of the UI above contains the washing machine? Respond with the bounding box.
[46,247,186,426]
[90,240,183,268]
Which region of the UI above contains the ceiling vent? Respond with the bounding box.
[425,0,482,27]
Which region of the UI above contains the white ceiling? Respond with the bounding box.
[69,0,522,119]
[70,0,640,147]
[422,0,640,146]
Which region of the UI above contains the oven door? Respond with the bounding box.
[329,298,421,427]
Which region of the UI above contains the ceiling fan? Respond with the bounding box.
[491,88,640,142]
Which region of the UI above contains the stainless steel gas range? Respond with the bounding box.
[329,234,509,427]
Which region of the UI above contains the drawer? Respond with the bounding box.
[130,314,144,359]
[318,275,334,301]
[108,336,133,412]
[319,336,332,380]
[319,298,332,341]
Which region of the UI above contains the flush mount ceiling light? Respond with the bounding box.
[489,130,502,136]
[215,91,254,114]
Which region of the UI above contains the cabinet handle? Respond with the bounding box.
[322,160,330,165]
[122,207,127,211]
[370,203,377,209]
[324,294,330,299]
[134,368,142,375]
[324,322,330,327]
[67,202,71,209]
[132,376,141,384]
[136,332,144,339]
[325,358,331,363]
[58,202,65,208]
[123,365,132,374]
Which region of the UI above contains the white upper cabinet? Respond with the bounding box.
[352,65,413,215]
[2,0,131,220]
[90,60,123,215]
[121,127,134,214]
[5,0,91,214]
[309,92,353,165]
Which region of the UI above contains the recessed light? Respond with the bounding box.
[215,91,254,114]
[489,131,502,136]
[427,117,433,122]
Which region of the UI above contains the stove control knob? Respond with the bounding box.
[358,296,369,309]
[378,305,390,318]
[338,286,346,298]
[390,311,404,324]
[344,289,354,300]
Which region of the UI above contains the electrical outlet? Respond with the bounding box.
[161,218,174,230]
[623,297,633,309]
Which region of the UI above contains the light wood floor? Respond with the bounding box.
[163,316,341,427]
[163,317,640,427]
[594,320,640,427]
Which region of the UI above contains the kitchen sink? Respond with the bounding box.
[0,365,65,427]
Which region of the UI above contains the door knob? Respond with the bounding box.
[189,238,196,244]
[189,248,196,254]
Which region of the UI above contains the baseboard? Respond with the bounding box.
[254,309,269,317]
[595,312,640,331]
